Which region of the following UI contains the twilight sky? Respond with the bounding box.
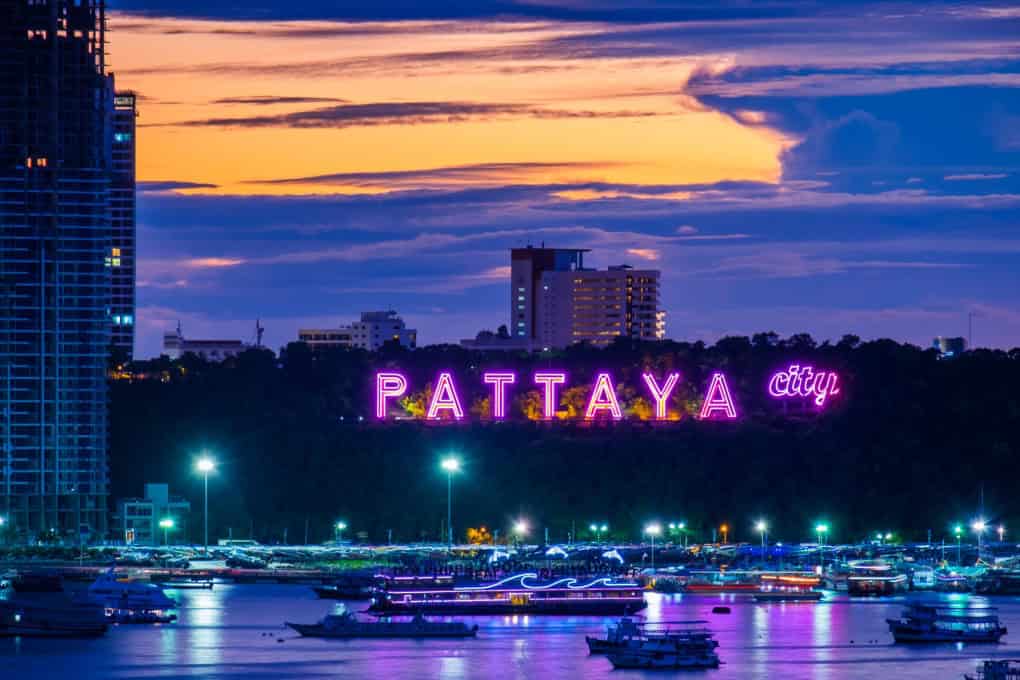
[108,1,1020,357]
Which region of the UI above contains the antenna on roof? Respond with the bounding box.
[255,319,264,348]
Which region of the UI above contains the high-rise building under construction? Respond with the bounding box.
[0,0,118,538]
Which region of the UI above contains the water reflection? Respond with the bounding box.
[181,587,223,666]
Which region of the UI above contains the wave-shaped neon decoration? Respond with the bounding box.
[456,572,638,591]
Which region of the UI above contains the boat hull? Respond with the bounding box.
[887,621,1007,644]
[313,587,373,600]
[753,591,823,602]
[607,651,720,669]
[285,622,477,638]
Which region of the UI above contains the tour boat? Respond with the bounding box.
[846,561,909,596]
[368,573,645,615]
[887,603,1007,643]
[965,660,1020,680]
[682,571,758,594]
[606,624,721,669]
[753,574,823,602]
[0,594,108,637]
[587,618,721,655]
[286,610,478,638]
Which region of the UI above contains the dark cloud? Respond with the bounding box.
[211,95,349,105]
[138,180,219,192]
[151,100,661,129]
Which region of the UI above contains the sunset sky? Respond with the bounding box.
[109,1,1020,356]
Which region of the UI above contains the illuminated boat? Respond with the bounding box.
[606,624,721,669]
[887,603,1006,644]
[846,561,909,596]
[368,573,645,615]
[683,571,758,593]
[934,570,972,592]
[286,610,478,638]
[753,574,823,602]
[587,618,720,655]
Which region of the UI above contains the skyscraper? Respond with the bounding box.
[110,89,137,360]
[0,0,111,538]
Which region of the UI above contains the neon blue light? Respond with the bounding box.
[456,572,637,592]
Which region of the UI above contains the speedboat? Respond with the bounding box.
[88,567,177,611]
[286,610,478,638]
[606,626,721,669]
[0,594,108,637]
[887,603,1007,643]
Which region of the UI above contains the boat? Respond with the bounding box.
[965,660,1020,679]
[683,571,757,594]
[88,567,177,611]
[108,609,178,624]
[314,584,375,600]
[847,561,909,596]
[935,570,972,592]
[12,572,64,593]
[606,624,721,669]
[368,573,645,616]
[753,574,823,602]
[160,580,214,590]
[0,594,108,637]
[887,603,1007,643]
[286,610,478,638]
[976,570,1020,595]
[587,618,720,655]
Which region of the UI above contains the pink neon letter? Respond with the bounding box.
[767,364,840,407]
[534,372,566,420]
[700,373,738,419]
[641,372,680,420]
[426,372,464,420]
[767,371,789,397]
[375,372,408,419]
[585,373,623,420]
[483,372,516,419]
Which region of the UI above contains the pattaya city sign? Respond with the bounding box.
[374,364,840,421]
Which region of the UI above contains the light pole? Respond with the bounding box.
[720,524,729,544]
[815,523,829,570]
[756,520,768,560]
[335,521,347,543]
[196,457,214,553]
[998,525,1006,543]
[440,456,460,548]
[645,523,661,571]
[954,524,963,565]
[513,519,528,548]
[590,523,607,543]
[159,518,174,546]
[972,520,987,558]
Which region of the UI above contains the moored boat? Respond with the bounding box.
[0,594,108,637]
[606,624,721,669]
[88,567,177,611]
[964,660,1020,680]
[286,610,478,638]
[847,561,909,596]
[754,575,823,602]
[369,572,645,616]
[887,603,1007,644]
[586,617,644,653]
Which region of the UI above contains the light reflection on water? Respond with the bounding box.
[1,585,1018,679]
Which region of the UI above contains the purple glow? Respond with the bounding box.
[768,364,841,407]
[585,372,623,420]
[456,573,638,591]
[483,371,516,419]
[699,372,738,419]
[641,372,680,420]
[534,372,566,420]
[375,372,407,419]
[426,371,465,420]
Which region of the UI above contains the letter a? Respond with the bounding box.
[585,373,623,420]
[427,372,464,420]
[699,373,738,419]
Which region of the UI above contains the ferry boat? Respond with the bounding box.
[965,660,1020,680]
[753,574,823,602]
[368,573,645,616]
[587,618,720,655]
[682,571,758,594]
[0,594,108,637]
[934,570,972,592]
[586,617,643,653]
[887,603,1007,643]
[286,610,478,638]
[606,624,721,669]
[846,561,909,596]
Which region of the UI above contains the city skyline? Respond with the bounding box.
[105,1,1019,357]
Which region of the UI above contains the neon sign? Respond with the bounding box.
[373,364,842,421]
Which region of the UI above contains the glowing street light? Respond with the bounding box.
[589,523,608,542]
[954,524,964,565]
[815,523,829,569]
[998,525,1006,543]
[644,523,662,571]
[720,524,729,544]
[159,518,174,546]
[973,519,988,556]
[335,521,348,543]
[440,456,461,548]
[755,520,768,559]
[512,519,529,548]
[195,456,215,552]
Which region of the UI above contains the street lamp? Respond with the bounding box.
[513,519,528,548]
[954,524,963,565]
[998,525,1006,543]
[590,523,607,542]
[159,518,174,546]
[972,519,987,556]
[720,524,729,544]
[815,523,829,569]
[440,456,461,548]
[755,520,768,559]
[195,456,215,553]
[644,523,662,571]
[335,521,348,543]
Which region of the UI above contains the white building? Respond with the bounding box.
[505,247,665,350]
[163,326,247,361]
[299,311,417,351]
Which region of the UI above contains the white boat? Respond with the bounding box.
[87,568,177,612]
[606,624,721,669]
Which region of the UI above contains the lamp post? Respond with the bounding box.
[678,521,687,548]
[440,456,461,548]
[590,523,607,543]
[513,519,528,548]
[815,523,829,570]
[755,520,768,560]
[720,524,729,544]
[195,457,214,553]
[645,523,661,572]
[954,524,963,565]
[159,518,174,546]
[998,525,1005,543]
[972,519,987,558]
[335,521,347,543]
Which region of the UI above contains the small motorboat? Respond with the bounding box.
[286,610,478,639]
[0,594,108,637]
[965,660,1020,680]
[887,603,1007,644]
[88,567,177,611]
